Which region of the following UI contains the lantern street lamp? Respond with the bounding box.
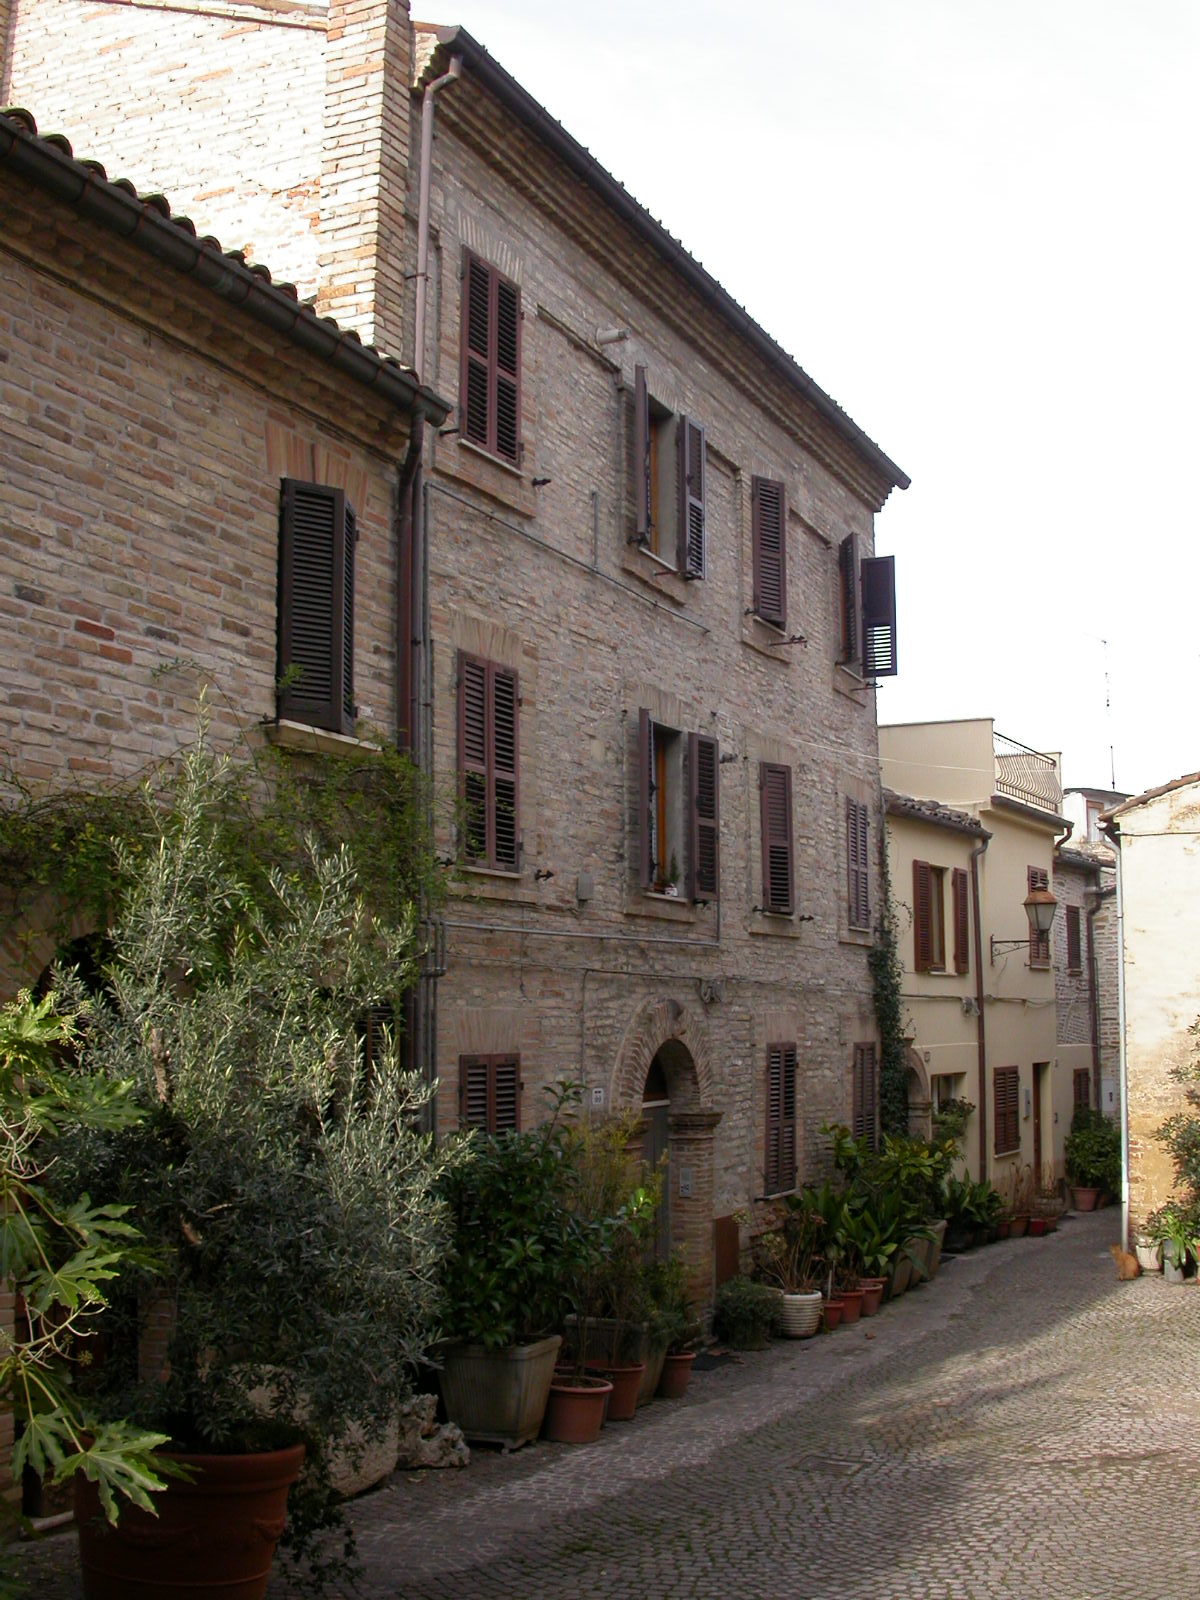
[990,884,1057,961]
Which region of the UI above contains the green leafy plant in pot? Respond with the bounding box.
[1065,1106,1121,1204]
[52,729,461,1596]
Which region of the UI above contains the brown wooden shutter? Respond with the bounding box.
[688,732,719,901]
[751,475,787,628]
[952,867,970,974]
[494,277,521,464]
[765,1043,797,1194]
[852,1043,878,1149]
[492,1056,520,1132]
[838,534,857,663]
[677,416,706,578]
[278,479,354,735]
[459,1054,521,1133]
[460,251,521,464]
[1066,904,1082,971]
[846,798,870,929]
[759,762,794,914]
[638,708,654,888]
[913,859,933,971]
[491,666,519,869]
[861,555,897,677]
[1027,865,1050,965]
[635,365,650,541]
[458,651,488,862]
[1073,1068,1090,1109]
[459,1054,491,1129]
[994,1067,1019,1154]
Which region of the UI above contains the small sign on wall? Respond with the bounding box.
[678,1166,695,1198]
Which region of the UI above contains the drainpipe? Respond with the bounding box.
[970,837,990,1179]
[1102,819,1130,1246]
[1086,883,1116,1112]
[413,54,463,382]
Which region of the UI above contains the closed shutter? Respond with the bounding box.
[861,555,898,677]
[913,859,933,971]
[677,416,706,578]
[278,479,355,734]
[838,534,857,663]
[953,867,970,974]
[635,365,651,541]
[765,1043,797,1194]
[852,1043,878,1149]
[846,798,870,929]
[751,476,787,627]
[492,667,519,869]
[458,653,519,870]
[1028,865,1050,965]
[1066,904,1082,971]
[994,1067,1020,1154]
[638,708,654,888]
[460,251,521,464]
[759,762,794,914]
[1073,1068,1090,1109]
[459,1054,521,1133]
[458,652,488,862]
[689,732,720,901]
[360,1003,395,1074]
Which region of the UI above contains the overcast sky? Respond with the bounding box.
[442,0,1199,799]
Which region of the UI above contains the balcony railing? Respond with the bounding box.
[994,732,1062,814]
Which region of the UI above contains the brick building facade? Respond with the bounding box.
[2,3,909,1309]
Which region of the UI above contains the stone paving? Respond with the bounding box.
[9,1209,1200,1598]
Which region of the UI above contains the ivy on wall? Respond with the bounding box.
[870,840,909,1138]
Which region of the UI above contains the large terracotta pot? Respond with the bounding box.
[656,1351,696,1400]
[1073,1185,1100,1212]
[822,1297,844,1330]
[839,1288,864,1324]
[75,1442,305,1600]
[1028,1215,1047,1237]
[1009,1213,1030,1238]
[439,1333,561,1449]
[541,1374,613,1444]
[585,1360,644,1421]
[859,1278,886,1316]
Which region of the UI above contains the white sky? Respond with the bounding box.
[440,0,1199,799]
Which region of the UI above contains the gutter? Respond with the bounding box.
[1101,818,1131,1247]
[970,837,990,1178]
[1086,883,1116,1111]
[0,110,450,427]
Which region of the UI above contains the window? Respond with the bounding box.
[633,366,706,577]
[846,798,870,930]
[1073,1069,1091,1110]
[994,1066,1020,1155]
[458,652,520,871]
[459,1054,520,1133]
[1085,799,1104,842]
[1066,904,1082,972]
[751,476,787,628]
[836,535,897,678]
[461,250,521,464]
[759,762,794,915]
[638,712,719,900]
[277,479,356,734]
[952,866,970,974]
[852,1043,878,1150]
[913,860,946,971]
[764,1043,797,1194]
[1028,866,1050,966]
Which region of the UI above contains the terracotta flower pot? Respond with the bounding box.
[859,1278,885,1316]
[585,1360,644,1421]
[1010,1214,1030,1238]
[822,1297,844,1330]
[656,1351,696,1400]
[1028,1215,1047,1237]
[541,1374,612,1444]
[839,1288,864,1324]
[1072,1185,1100,1212]
[996,1219,1012,1241]
[75,1442,305,1600]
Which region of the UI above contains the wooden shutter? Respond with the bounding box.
[913,859,933,971]
[677,416,706,578]
[458,654,519,870]
[861,555,897,677]
[852,1043,878,1149]
[278,479,354,734]
[459,1054,521,1133]
[1027,865,1050,965]
[492,667,519,869]
[751,476,787,627]
[994,1067,1019,1154]
[635,365,651,541]
[952,867,970,974]
[689,732,720,901]
[460,251,521,464]
[846,798,870,929]
[1066,904,1082,971]
[458,652,488,863]
[1073,1068,1090,1109]
[838,534,857,663]
[638,708,654,888]
[765,1043,797,1194]
[759,762,794,914]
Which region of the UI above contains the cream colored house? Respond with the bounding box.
[880,720,1070,1193]
[1102,773,1200,1243]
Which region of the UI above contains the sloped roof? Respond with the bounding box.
[884,790,990,839]
[0,108,450,425]
[1105,770,1200,822]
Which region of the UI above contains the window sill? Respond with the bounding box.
[839,926,873,947]
[624,892,698,924]
[740,615,794,664]
[450,870,538,907]
[265,720,381,757]
[457,864,522,881]
[747,913,803,939]
[832,663,870,701]
[458,437,524,479]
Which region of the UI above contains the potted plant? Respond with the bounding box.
[1148,1204,1193,1284]
[753,1190,825,1336]
[1065,1106,1121,1210]
[54,731,461,1596]
[647,1255,702,1398]
[712,1276,780,1349]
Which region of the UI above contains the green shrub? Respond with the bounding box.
[712,1276,779,1349]
[1065,1106,1121,1192]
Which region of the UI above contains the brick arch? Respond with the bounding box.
[611,997,716,1113]
[0,891,97,998]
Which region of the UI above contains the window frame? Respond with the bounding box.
[632,367,707,579]
[913,859,947,972]
[460,249,522,466]
[277,478,356,736]
[459,1053,521,1133]
[993,1066,1021,1156]
[638,711,719,901]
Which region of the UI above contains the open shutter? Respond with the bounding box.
[635,365,650,541]
[688,732,720,901]
[1028,865,1050,964]
[838,534,858,664]
[914,859,933,972]
[1066,904,1082,971]
[953,867,970,974]
[459,1055,491,1129]
[493,1056,520,1132]
[494,276,521,464]
[861,555,897,677]
[846,798,870,929]
[278,479,353,735]
[852,1044,878,1148]
[752,476,787,627]
[759,762,794,914]
[638,709,654,888]
[677,416,706,578]
[458,652,488,862]
[462,253,491,450]
[491,666,519,869]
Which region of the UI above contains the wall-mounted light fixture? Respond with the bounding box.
[990,885,1057,960]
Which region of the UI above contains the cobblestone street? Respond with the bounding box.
[11,1209,1200,1598]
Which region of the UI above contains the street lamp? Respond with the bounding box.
[990,885,1057,961]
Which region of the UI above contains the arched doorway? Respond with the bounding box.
[641,1055,672,1260]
